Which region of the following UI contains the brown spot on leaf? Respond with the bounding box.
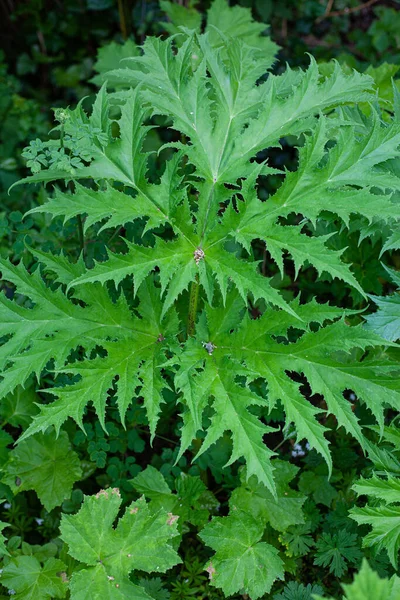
[206,562,216,580]
[95,488,121,500]
[167,513,179,526]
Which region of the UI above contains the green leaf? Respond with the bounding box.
[341,560,400,600]
[353,474,400,504]
[69,567,153,600]
[279,523,315,559]
[205,246,299,317]
[130,466,175,510]
[130,466,217,527]
[273,581,322,600]
[298,471,337,507]
[206,0,278,60]
[259,225,364,296]
[216,314,397,473]
[28,247,87,285]
[0,385,40,429]
[138,578,170,600]
[0,521,10,556]
[0,260,174,442]
[365,293,400,341]
[350,504,400,568]
[365,63,400,107]
[1,430,82,511]
[180,358,278,494]
[199,509,284,599]
[314,530,362,577]
[27,182,167,234]
[1,556,68,600]
[217,59,374,183]
[381,229,400,254]
[314,559,400,600]
[5,15,400,501]
[160,1,202,35]
[92,38,139,86]
[230,460,306,532]
[60,489,181,594]
[68,237,197,315]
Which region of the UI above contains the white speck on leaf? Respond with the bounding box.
[194,247,205,265]
[202,341,216,355]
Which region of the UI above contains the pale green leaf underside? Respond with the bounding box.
[365,293,400,341]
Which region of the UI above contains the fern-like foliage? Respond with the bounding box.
[3,8,400,503]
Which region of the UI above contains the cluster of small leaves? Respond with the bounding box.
[21,102,110,175]
[314,530,362,577]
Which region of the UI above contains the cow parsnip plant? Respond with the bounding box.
[2,0,400,597]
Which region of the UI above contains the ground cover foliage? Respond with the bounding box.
[1,0,400,598]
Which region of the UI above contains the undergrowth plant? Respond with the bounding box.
[1,0,400,598]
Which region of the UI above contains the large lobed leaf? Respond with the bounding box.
[199,509,284,599]
[1,556,68,600]
[3,7,400,504]
[0,259,176,442]
[59,488,181,599]
[1,430,82,511]
[176,299,400,494]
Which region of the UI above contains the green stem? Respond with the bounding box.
[77,215,85,259]
[107,226,122,246]
[117,0,128,39]
[187,275,199,337]
[136,427,178,446]
[199,181,215,246]
[59,123,65,149]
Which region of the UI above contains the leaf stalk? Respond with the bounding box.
[187,275,199,337]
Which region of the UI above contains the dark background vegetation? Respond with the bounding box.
[0,1,400,599]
